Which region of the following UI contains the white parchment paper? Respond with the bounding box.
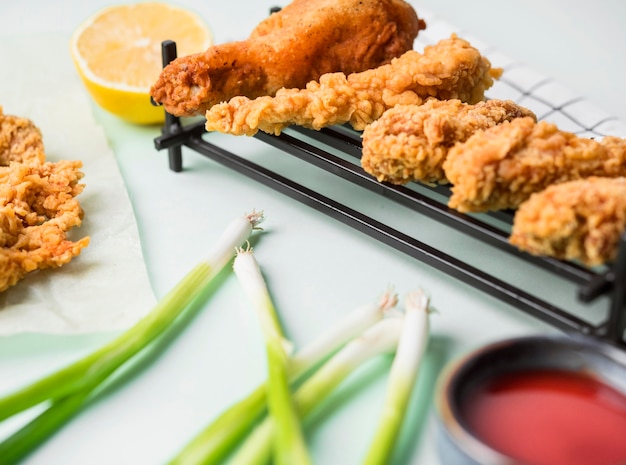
[0,34,156,334]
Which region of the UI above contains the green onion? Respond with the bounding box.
[232,247,311,465]
[230,316,405,465]
[289,286,398,378]
[169,289,398,465]
[0,390,92,465]
[0,211,264,463]
[362,289,431,465]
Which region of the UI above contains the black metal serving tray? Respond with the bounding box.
[152,40,626,350]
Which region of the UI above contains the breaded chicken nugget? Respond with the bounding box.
[510,177,626,266]
[444,117,626,212]
[361,99,535,185]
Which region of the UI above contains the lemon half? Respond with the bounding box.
[70,2,213,124]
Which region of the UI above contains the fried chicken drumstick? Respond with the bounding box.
[205,35,501,136]
[510,177,626,267]
[150,0,425,117]
[361,99,535,185]
[444,117,626,212]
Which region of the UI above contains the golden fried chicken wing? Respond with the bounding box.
[0,160,89,292]
[361,99,535,185]
[509,177,626,267]
[150,0,425,117]
[204,35,502,136]
[0,106,45,165]
[444,117,626,212]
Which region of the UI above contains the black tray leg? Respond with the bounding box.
[153,40,183,172]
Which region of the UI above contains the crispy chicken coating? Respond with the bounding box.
[510,177,626,267]
[0,160,89,292]
[204,35,502,136]
[444,117,626,212]
[151,0,425,117]
[0,106,45,165]
[361,99,535,185]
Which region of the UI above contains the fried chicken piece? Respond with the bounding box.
[361,99,535,185]
[509,177,626,267]
[205,35,502,136]
[150,0,425,117]
[0,106,45,165]
[0,223,90,291]
[444,117,626,212]
[0,160,89,292]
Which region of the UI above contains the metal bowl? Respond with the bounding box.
[435,334,626,465]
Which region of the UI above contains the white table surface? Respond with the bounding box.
[1,1,625,464]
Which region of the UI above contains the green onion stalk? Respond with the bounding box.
[0,211,264,464]
[230,316,406,465]
[232,247,311,465]
[168,289,398,465]
[361,289,431,465]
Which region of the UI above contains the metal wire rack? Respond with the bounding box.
[152,40,626,350]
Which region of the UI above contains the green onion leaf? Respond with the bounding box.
[230,316,405,465]
[0,211,264,463]
[233,247,312,465]
[362,289,431,465]
[169,289,398,465]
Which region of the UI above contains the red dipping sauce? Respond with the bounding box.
[462,369,626,465]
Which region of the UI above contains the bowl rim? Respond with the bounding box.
[435,333,626,465]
